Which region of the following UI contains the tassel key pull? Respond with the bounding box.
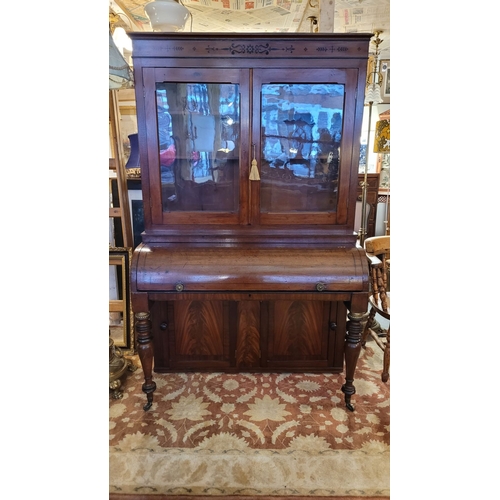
[249,144,260,181]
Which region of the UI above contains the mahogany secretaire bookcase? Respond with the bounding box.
[128,33,371,411]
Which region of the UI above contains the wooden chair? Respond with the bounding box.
[361,235,390,382]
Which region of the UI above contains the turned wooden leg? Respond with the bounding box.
[135,311,156,411]
[361,306,376,347]
[382,326,390,382]
[342,311,365,412]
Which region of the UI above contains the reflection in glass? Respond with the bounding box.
[261,83,344,212]
[156,82,240,212]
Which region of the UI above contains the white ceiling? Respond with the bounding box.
[110,0,390,58]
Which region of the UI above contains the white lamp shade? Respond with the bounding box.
[364,83,383,105]
[109,31,133,89]
[145,0,190,32]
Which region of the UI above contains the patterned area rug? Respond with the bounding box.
[110,340,389,497]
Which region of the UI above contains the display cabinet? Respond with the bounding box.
[129,33,372,411]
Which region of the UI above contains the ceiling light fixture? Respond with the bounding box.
[144,0,190,32]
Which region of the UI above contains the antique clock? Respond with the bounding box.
[128,33,372,411]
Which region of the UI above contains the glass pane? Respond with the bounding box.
[261,83,344,212]
[156,82,240,212]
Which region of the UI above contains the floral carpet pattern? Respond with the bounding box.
[110,342,389,496]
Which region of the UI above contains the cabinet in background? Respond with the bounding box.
[357,173,380,239]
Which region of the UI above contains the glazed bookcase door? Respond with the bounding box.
[251,68,358,227]
[142,67,250,226]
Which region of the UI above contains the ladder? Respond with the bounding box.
[109,89,135,355]
[109,89,133,248]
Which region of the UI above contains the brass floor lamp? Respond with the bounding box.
[359,31,384,247]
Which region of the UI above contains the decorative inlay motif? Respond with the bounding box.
[162,46,185,52]
[204,43,295,55]
[316,45,350,53]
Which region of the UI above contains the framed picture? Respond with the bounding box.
[380,59,390,102]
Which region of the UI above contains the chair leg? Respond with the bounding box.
[381,326,390,382]
[362,306,376,347]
